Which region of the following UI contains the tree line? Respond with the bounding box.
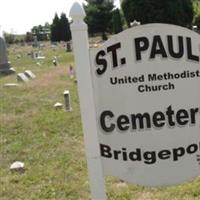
[26,13,71,43]
[4,0,200,44]
[50,0,200,42]
[85,0,200,40]
[50,13,71,42]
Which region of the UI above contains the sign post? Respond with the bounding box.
[69,2,106,200]
[70,1,200,199]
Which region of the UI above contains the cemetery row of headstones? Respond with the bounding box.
[3,70,36,88]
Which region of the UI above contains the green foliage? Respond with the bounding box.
[3,33,18,45]
[59,13,71,42]
[51,13,60,42]
[50,13,71,42]
[3,33,25,45]
[193,1,200,27]
[31,23,50,41]
[121,0,135,28]
[121,0,194,28]
[84,0,114,40]
[112,8,123,34]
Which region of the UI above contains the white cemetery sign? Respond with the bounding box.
[70,2,200,200]
[90,23,200,187]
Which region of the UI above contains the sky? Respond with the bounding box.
[0,0,120,34]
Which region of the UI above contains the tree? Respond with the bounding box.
[112,8,123,34]
[31,23,50,41]
[50,13,71,42]
[84,0,114,40]
[193,0,200,28]
[59,13,71,41]
[51,13,60,42]
[121,0,194,28]
[3,33,15,44]
[121,0,134,28]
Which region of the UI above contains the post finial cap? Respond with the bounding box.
[69,2,86,20]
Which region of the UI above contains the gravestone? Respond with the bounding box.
[17,73,29,82]
[24,70,36,79]
[3,83,19,87]
[53,56,57,66]
[63,90,72,111]
[0,36,15,74]
[32,51,45,60]
[66,41,72,52]
[32,36,38,47]
[10,161,25,172]
[54,102,63,109]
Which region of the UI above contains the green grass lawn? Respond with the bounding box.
[0,42,200,200]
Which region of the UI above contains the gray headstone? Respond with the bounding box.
[63,90,72,111]
[17,73,29,82]
[66,41,72,52]
[0,36,15,75]
[24,70,36,79]
[32,36,38,47]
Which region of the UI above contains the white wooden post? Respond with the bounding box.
[69,2,107,200]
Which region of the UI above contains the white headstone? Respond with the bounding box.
[24,70,36,79]
[54,102,63,109]
[17,73,30,82]
[3,83,19,87]
[10,161,24,171]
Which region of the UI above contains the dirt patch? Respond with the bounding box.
[29,66,69,89]
[136,191,156,200]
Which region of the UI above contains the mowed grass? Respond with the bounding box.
[1,42,200,200]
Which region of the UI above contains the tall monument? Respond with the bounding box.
[0,28,15,74]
